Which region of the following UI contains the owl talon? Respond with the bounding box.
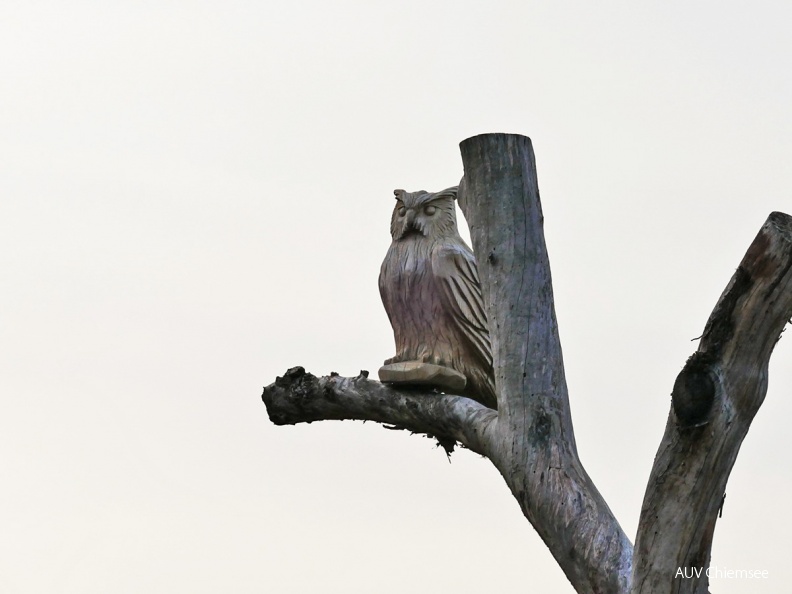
[420,354,446,367]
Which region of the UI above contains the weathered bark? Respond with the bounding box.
[458,134,632,593]
[263,366,498,456]
[261,133,792,594]
[632,211,792,594]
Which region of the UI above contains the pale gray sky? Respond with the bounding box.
[1,1,790,592]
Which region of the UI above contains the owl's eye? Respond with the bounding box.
[398,206,406,217]
[424,205,437,216]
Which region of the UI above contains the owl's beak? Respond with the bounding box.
[400,209,422,239]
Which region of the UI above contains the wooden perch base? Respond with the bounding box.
[261,131,792,594]
[378,361,467,393]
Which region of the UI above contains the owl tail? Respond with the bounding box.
[465,369,497,409]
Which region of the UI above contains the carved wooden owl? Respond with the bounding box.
[378,186,497,409]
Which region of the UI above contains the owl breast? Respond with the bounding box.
[379,237,465,367]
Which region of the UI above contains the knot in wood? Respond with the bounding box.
[672,352,717,427]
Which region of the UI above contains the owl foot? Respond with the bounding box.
[419,353,449,367]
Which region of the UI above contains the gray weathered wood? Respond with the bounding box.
[262,366,498,456]
[459,133,632,593]
[632,211,792,594]
[261,133,792,594]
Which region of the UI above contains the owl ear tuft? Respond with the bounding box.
[393,189,406,200]
[436,186,458,200]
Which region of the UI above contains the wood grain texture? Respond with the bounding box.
[378,361,467,393]
[261,133,791,594]
[262,366,498,456]
[379,187,497,408]
[632,212,792,594]
[459,133,632,593]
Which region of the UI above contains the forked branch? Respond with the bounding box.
[261,133,792,594]
[264,135,633,593]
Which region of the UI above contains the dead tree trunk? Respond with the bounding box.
[261,133,792,594]
[632,211,792,593]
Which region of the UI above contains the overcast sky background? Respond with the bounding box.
[2,1,791,592]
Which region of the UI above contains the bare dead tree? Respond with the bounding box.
[261,133,792,594]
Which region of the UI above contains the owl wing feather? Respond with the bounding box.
[432,243,492,369]
[377,252,394,325]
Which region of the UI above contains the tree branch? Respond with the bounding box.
[632,211,792,594]
[261,134,790,594]
[459,133,632,594]
[262,366,499,456]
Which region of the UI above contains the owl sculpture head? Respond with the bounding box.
[390,187,459,241]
